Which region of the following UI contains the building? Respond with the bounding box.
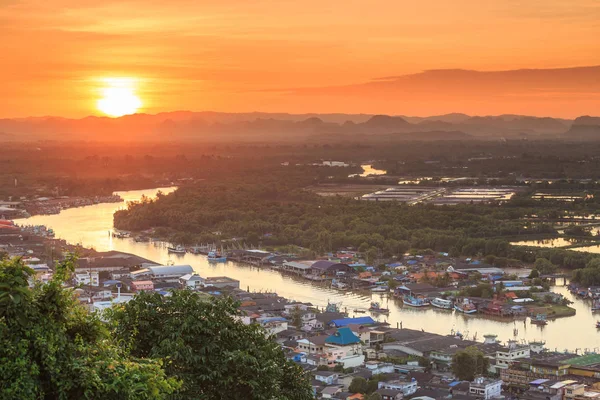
[310,261,353,277]
[75,271,99,287]
[378,377,418,396]
[204,276,240,289]
[325,327,365,368]
[330,317,376,328]
[130,265,194,280]
[297,335,329,354]
[469,377,502,399]
[131,280,154,292]
[179,273,205,289]
[493,340,531,372]
[313,371,339,385]
[282,261,314,275]
[376,389,404,400]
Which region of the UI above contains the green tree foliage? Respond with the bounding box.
[534,258,557,275]
[451,347,490,381]
[108,290,313,400]
[573,257,600,286]
[349,376,368,394]
[0,256,179,399]
[529,269,540,278]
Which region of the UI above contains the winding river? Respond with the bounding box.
[22,187,600,352]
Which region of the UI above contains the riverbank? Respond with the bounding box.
[23,194,123,216]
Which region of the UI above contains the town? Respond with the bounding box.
[4,218,600,399]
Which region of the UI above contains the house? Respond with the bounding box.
[325,327,365,368]
[378,377,418,396]
[310,261,353,277]
[469,377,502,399]
[347,324,371,345]
[330,317,375,328]
[204,276,240,289]
[131,280,154,292]
[376,388,404,400]
[258,317,288,335]
[313,371,339,385]
[179,273,205,289]
[493,340,531,372]
[282,261,314,275]
[76,286,113,302]
[320,385,343,399]
[297,335,329,354]
[75,271,99,287]
[366,361,395,375]
[109,268,132,280]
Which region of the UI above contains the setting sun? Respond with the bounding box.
[97,78,142,117]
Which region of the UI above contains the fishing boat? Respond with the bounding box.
[531,314,548,326]
[354,309,366,314]
[369,301,389,314]
[331,279,348,290]
[403,295,430,307]
[114,231,130,239]
[134,236,149,243]
[596,321,600,329]
[592,299,600,311]
[454,298,477,314]
[167,245,186,254]
[371,286,389,292]
[207,250,227,262]
[431,297,453,310]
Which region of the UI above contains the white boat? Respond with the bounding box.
[431,297,453,309]
[403,295,430,307]
[167,245,186,254]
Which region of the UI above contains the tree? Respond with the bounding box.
[333,364,344,372]
[534,258,557,275]
[108,289,313,400]
[451,346,490,381]
[291,305,302,328]
[366,394,382,400]
[349,376,368,394]
[366,379,379,394]
[0,255,179,399]
[529,269,540,279]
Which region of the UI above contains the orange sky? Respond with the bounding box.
[1,0,600,118]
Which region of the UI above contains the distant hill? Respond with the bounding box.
[564,116,600,140]
[0,111,594,142]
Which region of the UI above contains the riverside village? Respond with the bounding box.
[4,218,600,400]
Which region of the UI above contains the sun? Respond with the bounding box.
[97,78,142,117]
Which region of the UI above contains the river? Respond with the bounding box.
[23,187,600,352]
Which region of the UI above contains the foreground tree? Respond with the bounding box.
[0,256,179,399]
[451,346,490,381]
[108,289,313,400]
[349,376,368,394]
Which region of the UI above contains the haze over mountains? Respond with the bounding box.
[1,111,599,143]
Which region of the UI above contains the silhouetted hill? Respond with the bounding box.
[0,111,595,142]
[564,116,600,140]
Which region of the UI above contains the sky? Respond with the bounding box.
[1,0,600,118]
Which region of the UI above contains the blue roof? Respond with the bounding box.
[325,327,360,345]
[448,381,461,387]
[330,317,375,327]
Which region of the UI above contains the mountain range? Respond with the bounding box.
[0,111,598,142]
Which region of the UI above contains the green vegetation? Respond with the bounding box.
[107,290,312,400]
[451,347,490,381]
[0,256,313,400]
[0,256,180,399]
